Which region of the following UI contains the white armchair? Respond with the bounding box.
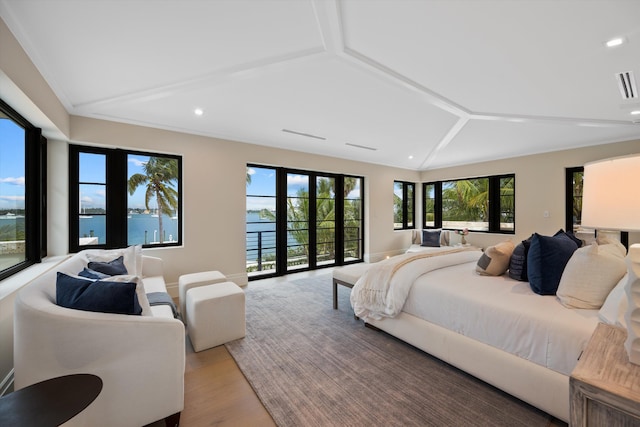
[13,251,185,427]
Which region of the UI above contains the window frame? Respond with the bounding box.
[422,173,515,234]
[0,98,46,282]
[69,145,182,252]
[393,180,415,230]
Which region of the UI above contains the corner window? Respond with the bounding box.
[69,146,182,252]
[423,174,515,233]
[0,98,46,281]
[394,181,415,230]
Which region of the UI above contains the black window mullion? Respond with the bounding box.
[275,168,288,274]
[335,177,345,265]
[488,176,500,232]
[434,182,443,228]
[309,174,317,270]
[106,150,127,248]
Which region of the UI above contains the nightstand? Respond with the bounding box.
[570,323,640,426]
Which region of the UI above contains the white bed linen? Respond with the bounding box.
[405,244,456,254]
[402,261,600,376]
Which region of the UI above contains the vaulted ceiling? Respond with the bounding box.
[2,0,640,170]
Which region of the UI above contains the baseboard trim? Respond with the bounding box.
[1,368,14,396]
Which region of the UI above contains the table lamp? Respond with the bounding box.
[582,153,640,364]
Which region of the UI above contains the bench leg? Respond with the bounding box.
[333,279,338,309]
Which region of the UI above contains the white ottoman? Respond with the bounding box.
[178,270,227,321]
[186,282,246,352]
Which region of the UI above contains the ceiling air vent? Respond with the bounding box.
[345,142,377,151]
[617,71,638,99]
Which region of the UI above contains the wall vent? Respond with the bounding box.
[617,71,638,99]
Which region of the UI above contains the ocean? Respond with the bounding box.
[80,213,180,245]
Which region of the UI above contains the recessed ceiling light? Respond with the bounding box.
[408,155,414,160]
[631,110,640,115]
[194,108,204,116]
[606,37,626,48]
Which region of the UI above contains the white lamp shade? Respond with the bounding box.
[582,154,640,232]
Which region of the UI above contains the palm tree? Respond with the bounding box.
[128,157,179,244]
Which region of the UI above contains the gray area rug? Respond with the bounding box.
[225,274,564,427]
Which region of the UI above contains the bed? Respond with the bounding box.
[350,247,607,422]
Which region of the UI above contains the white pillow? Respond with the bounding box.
[598,273,627,325]
[557,243,626,309]
[85,245,143,277]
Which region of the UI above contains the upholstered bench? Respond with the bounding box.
[186,282,246,352]
[332,263,370,309]
[178,270,227,322]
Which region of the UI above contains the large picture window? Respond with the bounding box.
[423,174,515,233]
[393,181,415,230]
[0,99,46,281]
[246,165,363,279]
[69,146,182,252]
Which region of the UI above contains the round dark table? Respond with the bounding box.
[0,373,102,427]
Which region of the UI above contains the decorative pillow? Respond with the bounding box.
[527,232,579,295]
[599,273,628,324]
[56,272,142,315]
[85,245,142,277]
[421,229,441,247]
[508,236,532,281]
[476,240,515,276]
[78,267,110,280]
[87,256,128,276]
[440,230,450,246]
[556,243,627,309]
[106,275,152,316]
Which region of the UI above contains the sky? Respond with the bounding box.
[0,119,25,211]
[246,166,361,211]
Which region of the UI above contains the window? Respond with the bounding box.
[565,167,584,233]
[69,146,182,252]
[0,98,46,281]
[423,174,515,233]
[394,181,415,230]
[246,165,364,279]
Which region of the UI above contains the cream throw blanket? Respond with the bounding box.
[350,247,481,321]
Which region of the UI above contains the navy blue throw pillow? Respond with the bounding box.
[421,230,441,247]
[78,267,110,280]
[527,233,579,295]
[87,256,128,276]
[56,272,142,315]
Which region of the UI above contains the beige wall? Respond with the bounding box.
[65,116,420,286]
[421,139,640,249]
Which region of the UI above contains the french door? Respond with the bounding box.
[246,165,363,279]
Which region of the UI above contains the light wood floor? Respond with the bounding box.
[179,338,276,426]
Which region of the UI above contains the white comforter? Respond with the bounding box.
[402,261,600,375]
[350,248,482,320]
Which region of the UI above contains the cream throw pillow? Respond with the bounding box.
[557,242,626,309]
[476,240,515,276]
